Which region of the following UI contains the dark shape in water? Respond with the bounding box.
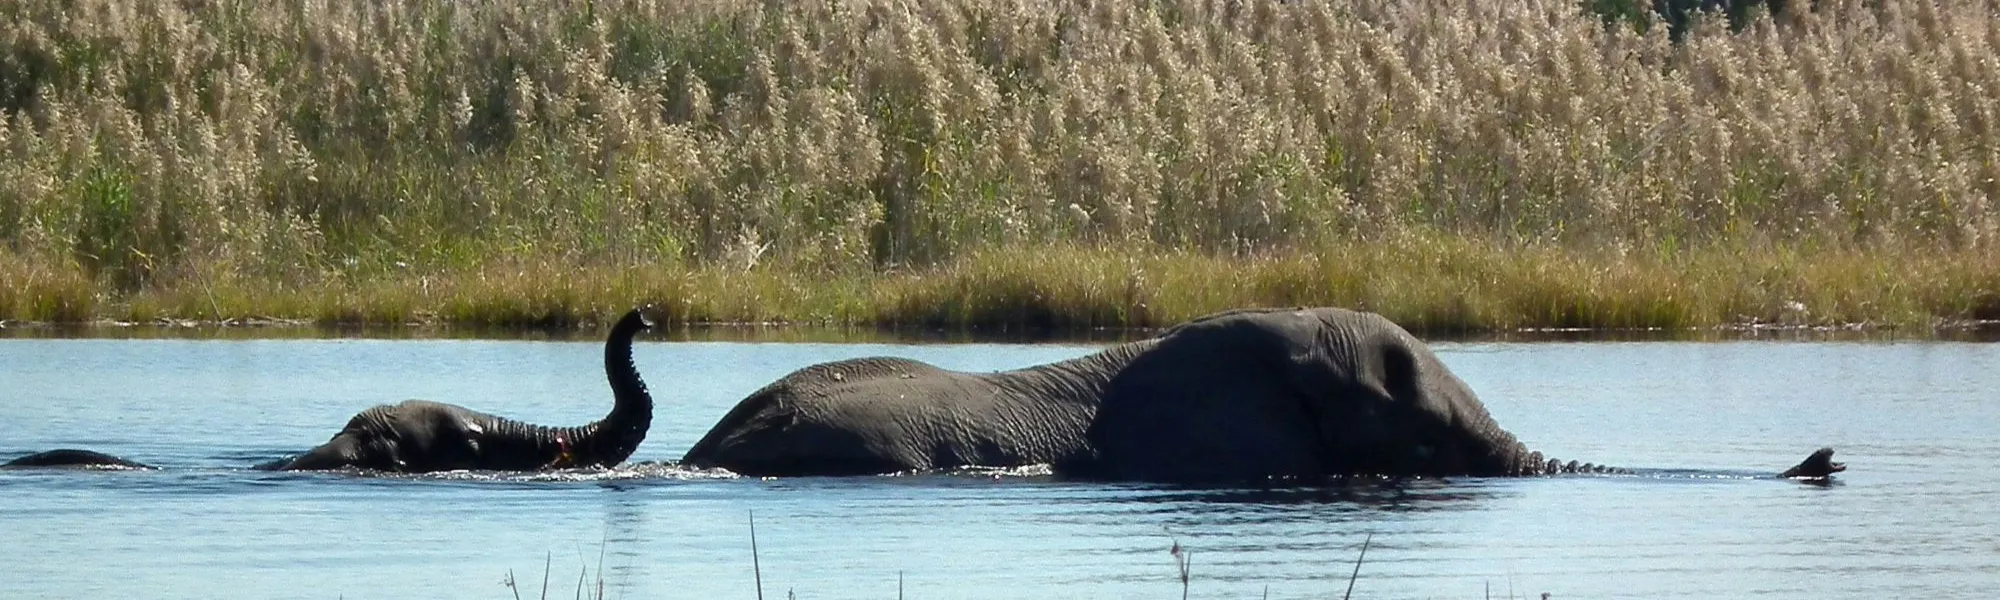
[675,306,1845,484]
[4,307,654,474]
[1,448,153,470]
[1779,447,1846,480]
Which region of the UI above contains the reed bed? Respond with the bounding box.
[7,240,1990,332]
[2,0,1995,331]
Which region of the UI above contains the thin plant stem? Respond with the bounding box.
[750,510,765,600]
[1343,532,1372,600]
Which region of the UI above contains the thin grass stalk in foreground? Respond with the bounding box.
[593,536,606,600]
[1343,532,1372,600]
[541,551,552,600]
[1166,528,1191,600]
[497,553,555,600]
[749,510,765,600]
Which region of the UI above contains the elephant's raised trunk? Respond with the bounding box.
[565,308,655,467]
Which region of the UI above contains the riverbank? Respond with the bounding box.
[6,237,1996,334]
[3,0,1995,334]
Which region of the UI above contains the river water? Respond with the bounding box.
[1,330,1995,599]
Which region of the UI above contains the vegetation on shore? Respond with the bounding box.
[8,239,1995,334]
[2,0,1995,333]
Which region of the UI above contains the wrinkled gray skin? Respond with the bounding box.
[3,308,655,473]
[684,307,1840,483]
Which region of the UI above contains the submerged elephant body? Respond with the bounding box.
[1,448,154,470]
[686,307,1840,482]
[686,307,1546,480]
[682,353,1119,476]
[4,308,655,473]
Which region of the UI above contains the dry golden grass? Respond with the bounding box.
[0,250,96,322]
[1,0,1995,332]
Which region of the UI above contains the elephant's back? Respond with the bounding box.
[728,357,975,412]
[340,399,495,437]
[772,356,956,387]
[1161,306,1404,343]
[1,448,153,469]
[702,355,996,432]
[684,356,1062,475]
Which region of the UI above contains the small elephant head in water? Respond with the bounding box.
[1779,447,1846,479]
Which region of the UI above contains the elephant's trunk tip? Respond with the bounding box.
[613,305,657,336]
[587,305,656,466]
[1781,447,1844,479]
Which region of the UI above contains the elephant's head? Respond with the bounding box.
[1089,307,1542,481]
[1286,309,1539,477]
[274,426,401,471]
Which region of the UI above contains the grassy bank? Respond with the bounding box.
[2,0,1996,332]
[7,239,1996,332]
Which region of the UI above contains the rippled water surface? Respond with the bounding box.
[2,333,1996,599]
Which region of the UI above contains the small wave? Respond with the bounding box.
[939,463,1057,479]
[619,462,742,480]
[65,463,154,472]
[302,462,744,483]
[1599,469,1765,481]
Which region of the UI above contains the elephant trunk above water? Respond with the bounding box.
[266,308,656,472]
[2,307,657,473]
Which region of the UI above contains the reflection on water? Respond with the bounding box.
[2,335,1997,599]
[1134,478,1507,512]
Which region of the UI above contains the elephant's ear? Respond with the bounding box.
[1274,316,1437,475]
[1323,315,1526,475]
[1086,310,1332,482]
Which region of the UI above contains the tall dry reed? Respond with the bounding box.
[1,0,1995,328]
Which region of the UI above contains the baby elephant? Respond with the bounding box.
[5,307,655,473]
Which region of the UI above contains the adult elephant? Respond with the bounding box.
[682,307,1843,482]
[3,307,656,473]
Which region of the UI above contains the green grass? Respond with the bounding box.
[6,236,1994,333]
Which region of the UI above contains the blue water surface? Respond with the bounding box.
[1,332,1995,599]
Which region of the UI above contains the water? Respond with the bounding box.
[2,333,1996,599]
